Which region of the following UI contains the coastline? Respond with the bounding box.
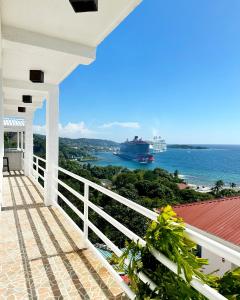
[85,147,240,188]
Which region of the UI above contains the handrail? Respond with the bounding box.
[58,167,240,266]
[57,166,239,300]
[33,154,46,163]
[31,154,46,184]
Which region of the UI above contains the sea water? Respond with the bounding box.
[89,145,240,187]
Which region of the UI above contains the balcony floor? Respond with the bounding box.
[0,172,125,299]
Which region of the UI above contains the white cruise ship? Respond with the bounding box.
[150,136,167,153]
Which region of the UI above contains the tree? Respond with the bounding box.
[229,182,237,189]
[174,169,179,178]
[212,180,224,195]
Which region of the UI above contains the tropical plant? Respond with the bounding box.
[212,180,224,195]
[216,267,240,299]
[119,206,239,299]
[229,182,237,189]
[119,206,211,299]
[174,169,179,178]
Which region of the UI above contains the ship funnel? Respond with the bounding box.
[134,136,138,140]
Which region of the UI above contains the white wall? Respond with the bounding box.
[201,247,232,276]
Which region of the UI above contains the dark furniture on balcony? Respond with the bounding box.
[3,157,10,173]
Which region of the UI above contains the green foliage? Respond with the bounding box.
[179,189,214,204]
[174,169,179,178]
[210,179,240,198]
[120,206,210,299]
[212,180,225,195]
[217,189,240,198]
[119,206,240,299]
[216,268,240,299]
[230,182,237,189]
[4,132,17,148]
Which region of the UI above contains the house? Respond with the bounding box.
[174,197,240,275]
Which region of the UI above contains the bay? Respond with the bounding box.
[88,145,240,187]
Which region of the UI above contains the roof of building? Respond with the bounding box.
[174,197,240,246]
[177,183,189,190]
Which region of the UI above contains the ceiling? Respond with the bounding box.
[1,0,141,47]
[0,0,142,117]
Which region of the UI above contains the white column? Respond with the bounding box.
[21,131,24,150]
[45,86,59,206]
[0,14,4,209]
[17,131,20,149]
[24,114,33,176]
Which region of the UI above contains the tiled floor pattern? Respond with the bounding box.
[0,172,127,299]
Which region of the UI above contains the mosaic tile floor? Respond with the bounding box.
[0,172,127,299]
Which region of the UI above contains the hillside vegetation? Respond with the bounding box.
[33,134,240,246]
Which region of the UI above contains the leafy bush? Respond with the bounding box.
[119,206,239,299]
[216,268,240,300]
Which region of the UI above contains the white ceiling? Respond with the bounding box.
[1,0,141,47]
[2,43,80,84]
[0,0,142,117]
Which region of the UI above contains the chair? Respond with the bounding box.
[3,157,10,173]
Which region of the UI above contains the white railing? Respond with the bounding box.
[32,154,46,187]
[29,156,240,300]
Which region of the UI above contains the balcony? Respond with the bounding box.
[1,155,239,299]
[1,171,125,299]
[0,1,240,299]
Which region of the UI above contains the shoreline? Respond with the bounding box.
[84,150,240,190]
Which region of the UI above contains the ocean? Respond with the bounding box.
[89,145,240,187]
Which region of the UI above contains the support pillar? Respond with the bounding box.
[24,114,33,176]
[0,15,4,209]
[17,131,20,149]
[45,86,59,206]
[21,131,24,150]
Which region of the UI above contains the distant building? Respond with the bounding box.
[174,197,240,275]
[177,183,189,190]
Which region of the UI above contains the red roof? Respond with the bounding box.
[174,197,240,246]
[177,183,189,190]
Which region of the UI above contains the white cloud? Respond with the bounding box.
[34,124,46,135]
[100,121,140,129]
[34,122,94,139]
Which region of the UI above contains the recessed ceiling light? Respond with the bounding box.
[22,95,32,103]
[18,107,26,113]
[30,70,44,83]
[69,0,98,13]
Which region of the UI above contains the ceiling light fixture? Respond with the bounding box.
[30,70,44,83]
[22,95,32,103]
[69,0,98,13]
[18,107,26,113]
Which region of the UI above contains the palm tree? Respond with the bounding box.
[212,180,224,195]
[230,182,237,189]
[174,170,179,178]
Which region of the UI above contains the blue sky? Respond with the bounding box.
[34,0,240,144]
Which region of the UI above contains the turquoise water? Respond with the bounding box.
[90,145,240,186]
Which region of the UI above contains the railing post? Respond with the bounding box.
[0,19,3,210]
[36,157,39,181]
[84,183,89,240]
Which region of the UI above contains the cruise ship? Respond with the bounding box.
[150,136,167,153]
[116,136,154,163]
